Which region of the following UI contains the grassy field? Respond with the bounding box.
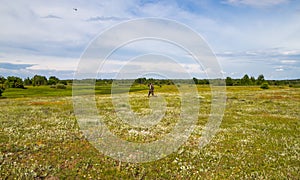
[0,85,299,179]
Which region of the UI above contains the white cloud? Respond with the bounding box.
[105,55,197,79]
[223,0,290,7]
[280,60,297,64]
[86,16,129,22]
[275,67,284,71]
[41,15,62,19]
[0,0,136,58]
[280,50,300,56]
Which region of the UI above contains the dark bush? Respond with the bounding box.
[260,83,269,89]
[0,88,3,96]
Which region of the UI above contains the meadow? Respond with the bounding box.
[0,84,299,179]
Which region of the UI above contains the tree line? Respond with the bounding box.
[225,74,265,86]
[0,75,70,89]
[0,75,73,96]
[1,74,299,89]
[193,74,299,87]
[192,74,266,86]
[0,74,299,97]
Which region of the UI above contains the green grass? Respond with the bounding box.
[1,86,72,98]
[1,84,148,98]
[0,85,299,179]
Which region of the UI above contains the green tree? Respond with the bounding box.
[32,75,48,86]
[24,77,32,86]
[0,76,6,89]
[192,77,198,84]
[0,88,3,96]
[48,76,60,85]
[256,74,265,85]
[135,77,146,84]
[160,79,173,85]
[0,76,5,96]
[15,78,24,88]
[6,76,24,88]
[198,79,209,85]
[226,77,233,86]
[250,76,256,85]
[241,74,250,85]
[59,80,67,85]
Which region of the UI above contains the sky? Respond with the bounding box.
[0,0,299,80]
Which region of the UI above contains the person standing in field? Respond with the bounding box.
[148,83,154,97]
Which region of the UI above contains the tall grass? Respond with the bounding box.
[0,85,299,179]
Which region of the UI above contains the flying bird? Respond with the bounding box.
[73,8,78,11]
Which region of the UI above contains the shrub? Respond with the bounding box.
[59,80,68,85]
[260,82,269,89]
[56,84,66,89]
[0,88,4,96]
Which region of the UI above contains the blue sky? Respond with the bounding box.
[0,0,299,79]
